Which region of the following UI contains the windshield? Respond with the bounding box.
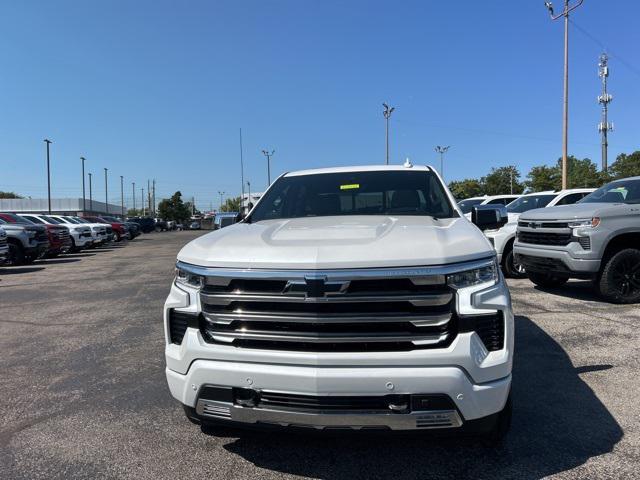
[40,215,61,224]
[506,194,556,213]
[457,198,484,214]
[101,216,120,222]
[72,217,90,224]
[250,170,455,222]
[581,179,640,204]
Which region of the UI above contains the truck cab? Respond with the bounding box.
[165,164,514,439]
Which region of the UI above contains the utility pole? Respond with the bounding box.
[434,146,450,181]
[383,103,395,165]
[44,139,52,214]
[142,188,145,216]
[132,182,136,213]
[120,175,124,218]
[262,150,275,185]
[152,179,156,216]
[147,180,151,217]
[218,191,225,212]
[88,172,93,213]
[510,168,514,195]
[240,128,245,205]
[192,196,195,216]
[247,181,251,212]
[81,156,86,214]
[545,0,585,190]
[598,53,613,172]
[104,168,109,214]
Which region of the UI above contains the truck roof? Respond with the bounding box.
[284,164,433,177]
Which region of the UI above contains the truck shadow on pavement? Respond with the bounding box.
[215,316,623,480]
[531,280,607,303]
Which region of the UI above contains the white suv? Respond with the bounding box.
[484,189,594,277]
[165,164,514,439]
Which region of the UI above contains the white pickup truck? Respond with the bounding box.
[165,164,514,439]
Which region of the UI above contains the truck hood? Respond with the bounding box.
[177,215,494,269]
[519,202,621,221]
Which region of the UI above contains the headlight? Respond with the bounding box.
[175,267,205,289]
[27,230,37,238]
[568,217,600,228]
[447,259,498,289]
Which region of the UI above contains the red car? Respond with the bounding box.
[0,213,71,257]
[82,215,129,242]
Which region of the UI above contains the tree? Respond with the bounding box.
[609,151,640,179]
[157,191,192,222]
[525,156,608,192]
[448,179,484,200]
[482,166,524,195]
[127,208,144,217]
[0,191,23,199]
[220,196,241,212]
[525,165,560,192]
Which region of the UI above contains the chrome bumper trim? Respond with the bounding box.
[195,400,463,430]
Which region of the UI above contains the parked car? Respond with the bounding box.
[155,219,168,232]
[515,177,640,303]
[100,216,136,240]
[0,214,49,265]
[83,215,128,242]
[482,189,595,278]
[17,214,76,256]
[166,164,514,440]
[458,194,521,219]
[0,226,8,265]
[188,221,200,230]
[128,217,156,233]
[167,220,176,230]
[61,216,110,246]
[175,223,184,231]
[213,212,239,230]
[38,215,94,251]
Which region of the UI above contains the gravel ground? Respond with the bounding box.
[1,230,638,479]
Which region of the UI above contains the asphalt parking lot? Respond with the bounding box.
[1,231,638,480]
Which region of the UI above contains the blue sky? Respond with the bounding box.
[1,0,639,210]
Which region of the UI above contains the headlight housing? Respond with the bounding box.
[447,259,498,289]
[175,266,205,289]
[568,217,600,228]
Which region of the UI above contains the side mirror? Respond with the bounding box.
[472,205,508,231]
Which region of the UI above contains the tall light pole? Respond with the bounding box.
[545,0,584,189]
[142,188,145,216]
[81,156,86,214]
[44,139,52,214]
[435,146,450,181]
[104,168,109,214]
[218,191,225,212]
[132,182,136,213]
[383,103,395,165]
[240,128,245,203]
[88,172,93,213]
[120,175,124,218]
[598,53,613,172]
[262,150,275,185]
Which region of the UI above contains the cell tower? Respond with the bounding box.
[598,53,613,172]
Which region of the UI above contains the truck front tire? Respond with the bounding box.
[503,243,526,279]
[7,243,25,266]
[598,248,640,304]
[527,271,569,288]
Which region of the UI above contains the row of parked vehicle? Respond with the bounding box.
[0,213,159,266]
[462,176,640,303]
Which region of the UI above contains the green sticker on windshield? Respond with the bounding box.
[340,183,360,190]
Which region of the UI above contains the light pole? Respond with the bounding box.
[247,181,251,212]
[218,191,225,212]
[104,168,109,214]
[434,146,450,181]
[44,139,52,214]
[81,156,86,214]
[383,103,395,165]
[120,175,124,218]
[132,182,136,213]
[262,150,275,185]
[545,0,584,190]
[240,128,245,203]
[142,188,145,216]
[88,172,93,213]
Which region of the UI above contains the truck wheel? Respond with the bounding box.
[598,248,640,304]
[503,244,526,279]
[527,271,569,288]
[7,243,25,266]
[114,231,121,242]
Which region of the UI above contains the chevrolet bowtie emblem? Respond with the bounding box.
[284,276,350,298]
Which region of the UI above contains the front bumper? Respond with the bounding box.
[514,243,600,277]
[167,361,511,428]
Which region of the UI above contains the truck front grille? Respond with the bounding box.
[198,269,456,352]
[518,231,572,246]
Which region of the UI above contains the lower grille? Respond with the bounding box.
[578,236,591,250]
[473,313,504,351]
[518,231,572,246]
[517,254,569,273]
[168,310,198,344]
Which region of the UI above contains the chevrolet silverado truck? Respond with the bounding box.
[0,226,8,265]
[165,164,514,439]
[16,214,72,257]
[515,177,640,303]
[0,215,49,265]
[483,189,594,278]
[83,215,128,242]
[67,217,109,246]
[47,215,94,251]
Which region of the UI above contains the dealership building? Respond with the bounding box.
[0,198,125,217]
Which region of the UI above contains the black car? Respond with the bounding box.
[127,217,155,233]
